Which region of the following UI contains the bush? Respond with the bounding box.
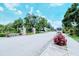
[0,33,6,37]
[75,29,79,36]
[69,30,73,35]
[62,30,65,33]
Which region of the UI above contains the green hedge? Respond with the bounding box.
[0,33,6,37]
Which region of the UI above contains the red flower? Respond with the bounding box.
[53,33,67,46]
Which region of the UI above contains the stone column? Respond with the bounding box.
[22,25,26,35]
[44,27,47,32]
[32,27,36,34]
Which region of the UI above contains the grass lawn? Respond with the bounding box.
[26,32,34,35]
[70,35,79,41]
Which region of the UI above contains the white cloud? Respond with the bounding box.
[41,15,46,18]
[15,10,22,15]
[4,3,19,11]
[36,10,41,16]
[48,19,53,26]
[36,10,40,13]
[28,7,34,14]
[49,3,64,7]
[52,20,62,29]
[30,7,33,13]
[0,7,4,12]
[4,3,22,15]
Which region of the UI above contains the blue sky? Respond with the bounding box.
[0,3,72,28]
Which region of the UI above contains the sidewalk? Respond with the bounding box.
[40,42,69,56]
[40,34,79,56]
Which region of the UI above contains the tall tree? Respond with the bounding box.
[13,18,23,33]
[62,3,79,35]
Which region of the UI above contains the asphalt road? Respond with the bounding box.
[0,32,79,56]
[0,32,56,56]
[41,33,79,56]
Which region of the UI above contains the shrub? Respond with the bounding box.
[75,29,79,36]
[62,30,65,33]
[0,33,6,37]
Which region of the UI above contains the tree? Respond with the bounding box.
[0,24,5,33]
[24,13,53,33]
[5,23,16,33]
[62,3,79,35]
[47,23,54,31]
[0,13,53,37]
[39,17,48,30]
[24,14,33,33]
[13,18,23,33]
[35,17,48,32]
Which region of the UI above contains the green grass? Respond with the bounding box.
[26,31,53,35]
[70,35,79,41]
[26,32,34,35]
[0,33,7,37]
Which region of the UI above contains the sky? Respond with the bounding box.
[0,3,72,28]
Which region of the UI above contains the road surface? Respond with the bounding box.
[41,33,79,56]
[0,32,79,56]
[0,32,56,56]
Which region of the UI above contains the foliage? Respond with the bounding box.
[0,33,6,37]
[13,18,23,33]
[0,13,53,37]
[62,3,79,36]
[24,13,52,33]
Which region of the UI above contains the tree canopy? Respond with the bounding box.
[0,13,53,36]
[62,3,79,36]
